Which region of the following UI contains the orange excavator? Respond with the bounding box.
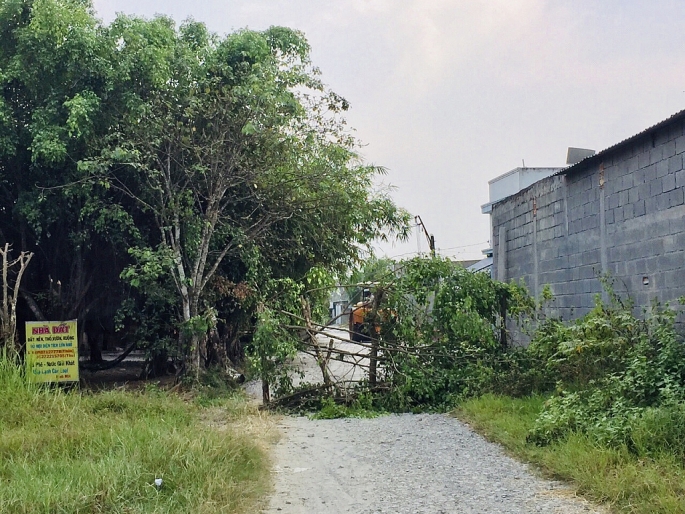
[348,286,375,343]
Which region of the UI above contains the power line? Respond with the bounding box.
[386,241,488,260]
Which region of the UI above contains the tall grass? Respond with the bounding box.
[0,357,270,513]
[456,394,685,513]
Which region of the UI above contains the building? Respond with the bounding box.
[329,286,350,326]
[488,110,685,322]
[480,166,564,278]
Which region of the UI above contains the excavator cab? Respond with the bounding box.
[348,287,377,343]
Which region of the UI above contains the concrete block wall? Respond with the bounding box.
[492,116,685,328]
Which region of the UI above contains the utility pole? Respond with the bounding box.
[414,215,436,258]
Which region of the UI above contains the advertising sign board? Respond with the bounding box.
[25,320,79,383]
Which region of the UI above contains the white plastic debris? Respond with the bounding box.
[154,478,163,490]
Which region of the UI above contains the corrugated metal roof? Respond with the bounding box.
[466,257,492,273]
[556,108,685,177]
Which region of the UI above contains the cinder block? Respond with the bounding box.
[634,200,646,217]
[582,214,599,231]
[628,188,639,204]
[663,173,676,192]
[609,261,624,275]
[624,203,635,220]
[669,188,684,208]
[665,266,685,287]
[607,246,619,263]
[676,134,685,154]
[663,139,676,158]
[580,292,597,309]
[668,154,683,173]
[650,179,664,197]
[580,266,596,280]
[658,252,684,271]
[619,190,629,206]
[675,232,685,251]
[663,235,677,253]
[582,248,601,265]
[645,196,657,214]
[627,155,639,173]
[676,170,685,188]
[614,206,624,223]
[638,151,651,169]
[608,194,619,209]
[657,193,670,211]
[645,256,659,273]
[654,218,672,237]
[651,146,665,165]
[632,168,645,186]
[625,259,638,275]
[644,164,657,182]
[656,159,669,178]
[573,280,585,294]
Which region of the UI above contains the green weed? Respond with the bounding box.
[0,357,270,513]
[310,394,381,419]
[457,394,685,513]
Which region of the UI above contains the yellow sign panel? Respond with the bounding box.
[25,321,79,383]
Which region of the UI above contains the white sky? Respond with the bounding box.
[92,0,685,260]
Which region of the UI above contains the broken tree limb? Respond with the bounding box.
[80,341,138,371]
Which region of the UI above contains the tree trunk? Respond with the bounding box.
[301,297,332,388]
[262,378,270,404]
[367,289,384,387]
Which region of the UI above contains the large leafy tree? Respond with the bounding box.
[87,16,409,375]
[0,0,134,359]
[0,0,409,376]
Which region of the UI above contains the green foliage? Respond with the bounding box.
[310,394,380,419]
[249,301,301,395]
[457,394,685,514]
[374,257,532,411]
[527,296,685,446]
[449,284,685,512]
[0,0,410,376]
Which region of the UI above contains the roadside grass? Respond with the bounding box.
[0,357,272,514]
[455,394,685,514]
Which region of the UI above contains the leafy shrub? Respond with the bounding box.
[527,295,685,447]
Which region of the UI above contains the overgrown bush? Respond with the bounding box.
[527,294,685,447]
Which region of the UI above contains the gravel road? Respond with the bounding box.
[265,414,604,514]
[254,326,605,513]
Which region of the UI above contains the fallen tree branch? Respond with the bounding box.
[80,341,138,372]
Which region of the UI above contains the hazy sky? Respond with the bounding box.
[92,0,685,260]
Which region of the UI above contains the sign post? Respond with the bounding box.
[25,321,79,383]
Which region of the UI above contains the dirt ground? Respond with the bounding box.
[79,353,175,391]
